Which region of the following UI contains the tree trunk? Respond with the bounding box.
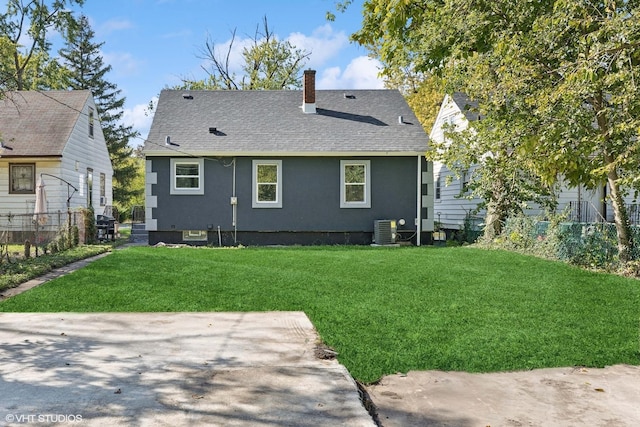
[594,94,633,264]
[483,172,509,240]
[606,159,633,263]
[483,204,503,240]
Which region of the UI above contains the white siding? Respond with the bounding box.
[430,94,637,231]
[0,160,62,215]
[0,95,113,223]
[430,95,485,230]
[60,96,113,217]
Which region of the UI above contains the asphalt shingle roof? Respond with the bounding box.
[145,89,428,156]
[0,90,91,157]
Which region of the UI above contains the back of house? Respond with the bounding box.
[144,70,433,246]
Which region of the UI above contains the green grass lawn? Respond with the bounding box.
[1,245,638,383]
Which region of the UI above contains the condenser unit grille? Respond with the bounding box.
[374,220,397,245]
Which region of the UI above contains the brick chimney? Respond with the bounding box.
[302,69,316,114]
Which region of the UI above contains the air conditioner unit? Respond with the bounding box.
[374,220,397,245]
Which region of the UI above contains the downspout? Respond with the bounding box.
[232,158,237,244]
[416,155,422,246]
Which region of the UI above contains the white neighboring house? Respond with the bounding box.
[0,91,113,231]
[429,93,635,234]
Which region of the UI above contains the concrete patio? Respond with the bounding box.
[0,312,375,426]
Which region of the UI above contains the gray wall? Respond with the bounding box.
[150,156,423,237]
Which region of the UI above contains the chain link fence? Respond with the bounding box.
[0,211,87,255]
[498,215,640,270]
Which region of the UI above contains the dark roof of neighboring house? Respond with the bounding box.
[145,89,428,156]
[451,92,480,122]
[0,90,91,157]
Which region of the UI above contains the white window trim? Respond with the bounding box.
[340,160,371,208]
[252,160,282,208]
[170,158,205,195]
[182,230,208,241]
[88,107,95,138]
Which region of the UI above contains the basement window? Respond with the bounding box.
[182,230,208,241]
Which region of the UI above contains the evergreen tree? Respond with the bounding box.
[59,15,141,213]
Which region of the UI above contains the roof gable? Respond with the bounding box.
[0,90,91,157]
[450,93,480,122]
[145,89,429,156]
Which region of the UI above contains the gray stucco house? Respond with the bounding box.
[144,70,433,246]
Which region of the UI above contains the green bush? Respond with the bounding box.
[83,207,97,244]
[556,223,617,268]
[478,212,636,274]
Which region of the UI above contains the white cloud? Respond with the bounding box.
[287,24,349,69]
[318,56,385,89]
[198,34,254,77]
[197,24,350,78]
[123,97,157,145]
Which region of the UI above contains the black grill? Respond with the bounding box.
[96,215,116,241]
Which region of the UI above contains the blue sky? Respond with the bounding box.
[61,0,382,145]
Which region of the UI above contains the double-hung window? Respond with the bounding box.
[340,160,370,208]
[252,160,282,208]
[171,158,204,195]
[460,170,470,195]
[9,163,35,194]
[100,173,106,205]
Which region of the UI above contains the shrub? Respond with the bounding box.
[83,207,97,244]
[479,211,637,274]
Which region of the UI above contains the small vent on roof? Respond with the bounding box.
[165,135,179,146]
[343,93,356,99]
[182,94,193,100]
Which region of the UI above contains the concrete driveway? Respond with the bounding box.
[0,312,375,426]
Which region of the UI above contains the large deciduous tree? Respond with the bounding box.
[59,14,141,212]
[0,0,82,92]
[524,0,640,262]
[347,0,640,260]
